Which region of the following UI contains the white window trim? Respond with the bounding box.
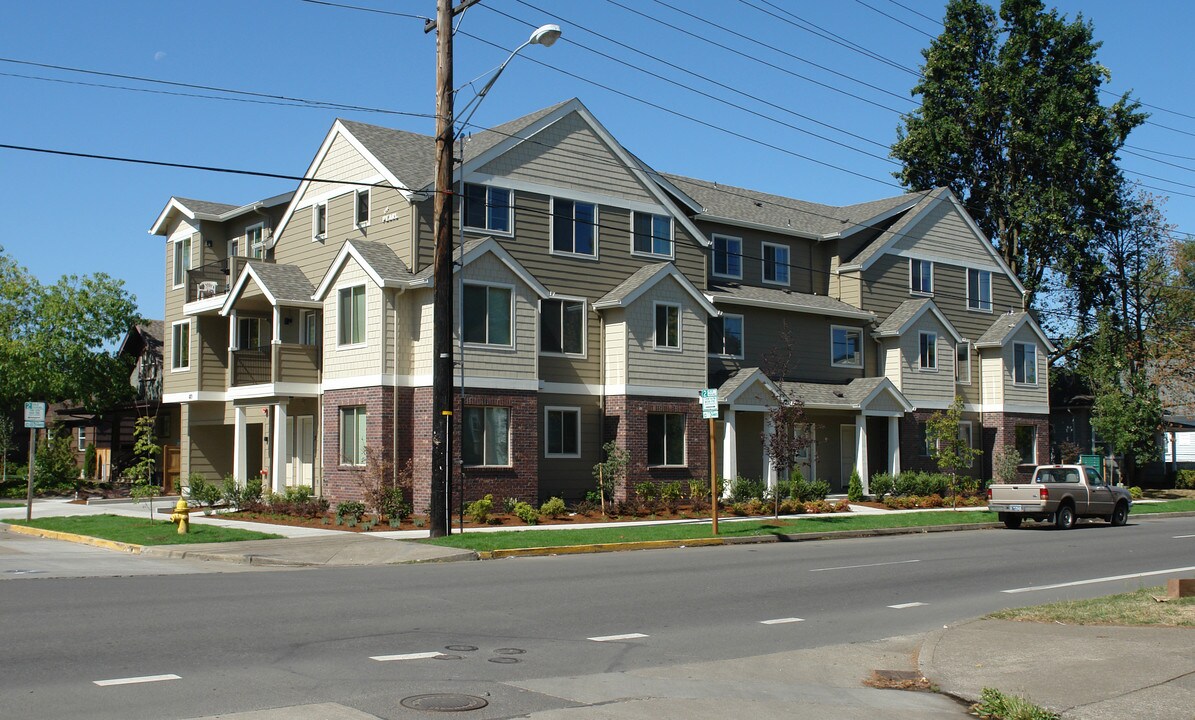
[77,427,87,452]
[171,319,191,372]
[544,406,582,458]
[830,325,864,368]
[711,234,743,280]
[335,283,367,350]
[339,406,367,467]
[539,296,588,358]
[462,183,514,238]
[1013,341,1038,385]
[918,331,938,372]
[227,237,241,259]
[548,197,599,260]
[955,340,971,385]
[653,301,682,352]
[355,188,371,228]
[647,412,687,467]
[462,281,516,350]
[172,234,193,290]
[761,241,791,286]
[958,420,974,467]
[708,313,745,359]
[909,258,934,296]
[966,268,993,313]
[630,212,675,260]
[245,222,266,259]
[312,201,328,242]
[300,309,320,346]
[462,405,513,468]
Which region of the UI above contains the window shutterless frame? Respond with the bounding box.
[967,268,992,312]
[540,297,586,356]
[336,285,366,348]
[955,340,971,384]
[708,314,744,358]
[355,188,370,227]
[631,211,673,258]
[462,183,513,235]
[761,242,790,286]
[462,282,514,348]
[313,202,328,241]
[909,258,933,295]
[170,320,191,371]
[172,233,193,289]
[918,331,937,371]
[711,234,743,279]
[653,301,681,351]
[544,406,581,458]
[1013,342,1037,385]
[830,325,863,368]
[549,197,598,258]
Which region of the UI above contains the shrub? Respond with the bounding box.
[729,476,765,503]
[832,499,851,513]
[688,478,710,501]
[973,687,1060,720]
[264,490,328,518]
[374,487,410,522]
[992,446,1022,484]
[743,498,764,516]
[502,496,519,514]
[847,469,863,502]
[1176,469,1195,490]
[35,428,77,495]
[466,494,494,524]
[792,478,830,502]
[540,496,566,518]
[728,502,748,516]
[634,482,658,502]
[336,501,367,523]
[83,442,96,480]
[187,475,222,508]
[869,473,894,500]
[804,499,833,514]
[1129,486,1143,499]
[512,501,539,525]
[778,498,804,514]
[571,499,598,516]
[660,481,683,503]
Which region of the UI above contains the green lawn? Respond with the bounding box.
[0,502,23,509]
[4,514,282,545]
[989,586,1195,627]
[1133,498,1195,514]
[422,510,999,551]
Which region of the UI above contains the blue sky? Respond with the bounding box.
[2,0,1192,320]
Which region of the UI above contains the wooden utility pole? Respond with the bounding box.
[710,418,718,535]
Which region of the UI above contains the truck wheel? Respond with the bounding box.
[1002,515,1022,529]
[1055,504,1076,530]
[1110,502,1129,527]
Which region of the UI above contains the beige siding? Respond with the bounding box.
[164,218,199,397]
[603,311,626,386]
[733,379,779,408]
[980,350,1005,407]
[707,308,867,384]
[866,390,906,414]
[894,313,955,406]
[882,341,901,389]
[304,133,377,200]
[321,258,381,380]
[1000,324,1050,410]
[410,290,435,379]
[835,269,862,308]
[458,252,538,381]
[624,277,707,390]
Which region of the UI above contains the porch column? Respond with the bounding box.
[888,416,901,475]
[228,309,239,387]
[271,306,282,383]
[233,405,248,485]
[271,399,288,493]
[721,409,737,491]
[855,414,869,495]
[762,413,777,492]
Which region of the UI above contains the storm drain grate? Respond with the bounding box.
[493,648,525,655]
[400,694,489,712]
[445,645,478,652]
[488,657,520,664]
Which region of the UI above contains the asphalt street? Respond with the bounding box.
[1,514,1192,719]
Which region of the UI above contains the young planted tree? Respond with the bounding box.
[0,415,13,485]
[592,441,628,515]
[925,397,983,508]
[127,416,161,521]
[762,399,811,517]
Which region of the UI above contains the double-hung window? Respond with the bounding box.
[541,298,584,355]
[654,302,680,350]
[171,320,190,371]
[919,331,937,370]
[247,225,265,259]
[172,234,193,288]
[708,314,743,357]
[762,242,790,285]
[632,212,672,257]
[712,235,742,279]
[300,310,320,346]
[956,341,971,384]
[463,283,512,346]
[77,427,87,452]
[237,317,264,350]
[831,326,863,368]
[355,188,370,226]
[340,406,367,466]
[337,285,365,346]
[463,183,511,233]
[910,259,933,294]
[551,198,596,256]
[647,413,685,466]
[1015,425,1037,464]
[967,268,992,311]
[313,202,327,240]
[463,406,510,466]
[1014,342,1037,384]
[545,407,580,457]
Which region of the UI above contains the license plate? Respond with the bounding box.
[1008,504,1022,512]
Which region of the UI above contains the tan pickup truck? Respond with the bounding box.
[986,464,1132,530]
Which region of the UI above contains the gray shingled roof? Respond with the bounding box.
[349,240,415,284]
[246,261,315,303]
[659,173,916,237]
[595,262,673,308]
[976,311,1032,347]
[173,197,238,216]
[844,187,948,267]
[716,367,783,402]
[779,377,894,409]
[873,298,933,336]
[707,283,873,318]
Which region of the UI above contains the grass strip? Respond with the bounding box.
[989,586,1195,627]
[421,510,998,551]
[1132,498,1195,514]
[4,514,282,545]
[0,502,23,509]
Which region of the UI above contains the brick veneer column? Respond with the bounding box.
[986,411,1050,481]
[321,386,394,505]
[604,395,707,501]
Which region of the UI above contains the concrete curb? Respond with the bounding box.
[3,522,144,554]
[915,622,983,707]
[139,545,480,567]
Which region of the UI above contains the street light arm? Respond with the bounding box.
[453,24,561,140]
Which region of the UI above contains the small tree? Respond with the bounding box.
[925,396,983,508]
[127,416,161,520]
[992,445,1022,485]
[592,441,628,515]
[34,425,77,495]
[762,400,811,517]
[83,442,97,481]
[0,415,14,484]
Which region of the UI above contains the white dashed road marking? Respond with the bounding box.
[588,633,649,642]
[760,617,805,625]
[1174,534,1195,539]
[1002,565,1195,594]
[94,674,181,687]
[887,602,927,609]
[810,559,920,572]
[370,652,444,661]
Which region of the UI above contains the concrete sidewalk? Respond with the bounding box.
[139,534,475,566]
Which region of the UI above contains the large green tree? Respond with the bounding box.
[0,245,140,413]
[892,0,1146,311]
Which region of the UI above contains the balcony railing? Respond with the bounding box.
[231,343,321,387]
[231,347,271,386]
[186,256,262,303]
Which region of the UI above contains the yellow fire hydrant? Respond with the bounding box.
[170,497,190,534]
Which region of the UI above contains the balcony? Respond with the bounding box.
[231,343,321,388]
[185,256,262,308]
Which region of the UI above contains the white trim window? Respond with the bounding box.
[300,309,320,346]
[918,331,937,371]
[910,258,933,295]
[463,283,513,346]
[540,298,585,356]
[355,188,370,227]
[77,427,87,452]
[551,198,597,257]
[654,302,681,351]
[712,234,742,279]
[237,316,264,351]
[545,407,581,458]
[967,268,992,312]
[1014,342,1037,384]
[762,242,790,286]
[632,211,673,257]
[339,406,367,466]
[171,320,191,371]
[463,183,512,234]
[647,412,685,467]
[313,201,328,241]
[708,314,744,358]
[172,233,193,288]
[831,325,863,368]
[955,341,971,384]
[247,224,265,259]
[337,285,366,347]
[462,406,510,466]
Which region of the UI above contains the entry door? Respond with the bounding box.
[287,416,315,488]
[839,424,855,490]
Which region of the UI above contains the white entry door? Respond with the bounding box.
[287,415,315,488]
[839,424,855,490]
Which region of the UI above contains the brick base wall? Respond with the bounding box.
[985,411,1050,482]
[604,395,708,501]
[321,386,394,505]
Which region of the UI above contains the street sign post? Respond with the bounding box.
[23,402,46,429]
[700,389,718,534]
[23,402,46,521]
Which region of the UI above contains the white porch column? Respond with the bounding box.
[888,416,901,476]
[271,400,288,493]
[233,406,248,485]
[721,409,737,490]
[763,413,777,492]
[855,414,869,494]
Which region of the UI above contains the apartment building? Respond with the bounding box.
[152,98,1051,508]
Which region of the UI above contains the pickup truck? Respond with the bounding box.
[986,464,1132,530]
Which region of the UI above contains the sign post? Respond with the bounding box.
[23,402,46,522]
[700,389,719,535]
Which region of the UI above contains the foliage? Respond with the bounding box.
[1053,441,1083,465]
[728,476,766,503]
[1154,239,1195,409]
[660,481,683,504]
[972,687,1060,720]
[126,417,161,518]
[221,475,262,511]
[540,496,566,519]
[925,397,984,507]
[869,473,894,500]
[335,501,367,523]
[592,441,628,514]
[847,469,863,503]
[502,496,519,514]
[1177,470,1195,490]
[634,481,658,503]
[1129,486,1143,499]
[687,478,710,501]
[992,446,1023,485]
[373,487,410,523]
[186,474,222,508]
[34,425,77,495]
[762,400,811,482]
[356,447,413,519]
[246,486,328,518]
[5,514,282,546]
[83,442,96,480]
[0,415,13,483]
[511,500,539,525]
[466,494,494,524]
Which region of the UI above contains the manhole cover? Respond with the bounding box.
[488,657,520,664]
[400,694,489,712]
[493,648,525,655]
[433,654,463,661]
[445,645,478,652]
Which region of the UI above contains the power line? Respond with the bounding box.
[852,0,935,39]
[298,0,429,21]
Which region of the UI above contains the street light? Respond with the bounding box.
[430,9,562,537]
